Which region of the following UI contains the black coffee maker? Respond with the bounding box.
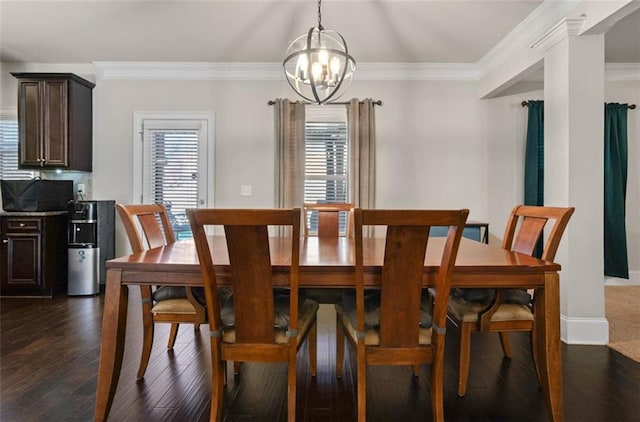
[67,200,115,295]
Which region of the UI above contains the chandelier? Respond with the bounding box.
[283,0,356,105]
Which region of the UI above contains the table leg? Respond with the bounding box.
[534,272,563,422]
[94,269,129,421]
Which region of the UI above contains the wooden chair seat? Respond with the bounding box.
[220,298,319,344]
[338,290,434,328]
[448,296,534,323]
[336,303,433,345]
[151,299,200,315]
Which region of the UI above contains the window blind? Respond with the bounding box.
[143,126,199,239]
[0,119,35,180]
[304,120,349,234]
[304,121,348,203]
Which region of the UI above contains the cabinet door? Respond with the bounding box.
[17,80,43,167]
[42,80,69,167]
[0,232,42,291]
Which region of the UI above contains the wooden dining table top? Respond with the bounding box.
[106,236,561,288]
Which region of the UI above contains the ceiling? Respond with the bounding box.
[0,0,638,65]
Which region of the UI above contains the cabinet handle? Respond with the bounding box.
[19,223,25,227]
[2,239,8,243]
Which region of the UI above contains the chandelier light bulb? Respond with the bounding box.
[330,56,340,76]
[319,48,329,66]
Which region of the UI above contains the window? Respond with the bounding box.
[0,115,35,180]
[304,105,349,234]
[133,113,214,240]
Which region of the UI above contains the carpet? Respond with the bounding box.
[605,285,640,362]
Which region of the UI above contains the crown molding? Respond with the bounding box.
[93,62,283,80]
[355,63,479,81]
[93,61,639,82]
[530,17,587,51]
[605,63,640,81]
[94,61,481,81]
[477,0,579,77]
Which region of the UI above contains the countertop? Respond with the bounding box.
[0,210,69,217]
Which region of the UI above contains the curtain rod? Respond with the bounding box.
[268,99,382,106]
[521,100,636,109]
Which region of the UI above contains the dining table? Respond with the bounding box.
[94,235,564,422]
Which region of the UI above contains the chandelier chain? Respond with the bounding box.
[317,0,323,30]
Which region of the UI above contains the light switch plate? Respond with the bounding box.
[240,185,252,196]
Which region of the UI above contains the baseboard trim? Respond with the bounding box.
[605,271,640,286]
[561,315,609,345]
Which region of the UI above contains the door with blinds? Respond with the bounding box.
[134,113,213,240]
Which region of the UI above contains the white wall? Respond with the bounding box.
[1,64,637,282]
[94,77,529,256]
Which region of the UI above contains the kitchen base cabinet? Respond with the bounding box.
[1,214,68,297]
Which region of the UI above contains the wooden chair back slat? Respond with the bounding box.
[225,225,275,343]
[379,225,429,347]
[510,217,546,256]
[138,213,167,249]
[303,203,354,238]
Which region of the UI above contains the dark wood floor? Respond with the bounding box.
[2,290,639,422]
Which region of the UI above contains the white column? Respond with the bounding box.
[535,19,609,344]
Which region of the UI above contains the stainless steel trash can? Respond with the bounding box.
[67,246,99,295]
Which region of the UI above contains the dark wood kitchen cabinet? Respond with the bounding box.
[11,73,95,172]
[0,214,68,297]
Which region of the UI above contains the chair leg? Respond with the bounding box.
[309,319,318,376]
[431,335,445,422]
[457,322,473,397]
[336,314,345,378]
[167,323,180,350]
[356,341,366,421]
[287,347,297,422]
[499,331,512,358]
[412,365,420,377]
[233,361,241,376]
[210,345,225,422]
[531,325,541,383]
[136,313,155,380]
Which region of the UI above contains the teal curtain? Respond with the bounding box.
[524,100,544,257]
[524,101,544,207]
[604,103,629,278]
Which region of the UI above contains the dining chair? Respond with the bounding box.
[335,208,469,421]
[115,203,207,380]
[447,205,574,397]
[187,207,319,422]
